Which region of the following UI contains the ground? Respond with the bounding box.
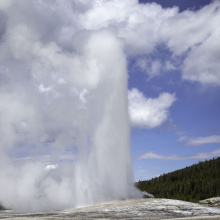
[0,198,220,219]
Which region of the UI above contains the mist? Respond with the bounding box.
[0,0,142,213]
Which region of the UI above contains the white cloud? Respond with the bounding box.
[159,1,220,85]
[81,0,178,55]
[179,135,220,146]
[136,58,162,78]
[128,88,176,128]
[81,0,220,85]
[4,0,215,86]
[182,29,220,85]
[139,169,148,173]
[138,148,220,160]
[165,61,176,71]
[151,60,162,76]
[138,151,183,160]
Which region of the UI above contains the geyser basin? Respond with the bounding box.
[0,1,141,213]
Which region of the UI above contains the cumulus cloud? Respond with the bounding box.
[83,0,220,85]
[138,148,220,160]
[77,0,220,85]
[82,0,178,55]
[95,0,220,85]
[128,88,176,129]
[179,135,220,146]
[182,29,220,85]
[2,0,215,86]
[159,1,220,85]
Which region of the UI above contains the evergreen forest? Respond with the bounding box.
[136,157,220,202]
[0,204,5,210]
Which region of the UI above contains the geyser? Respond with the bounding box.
[0,0,141,213]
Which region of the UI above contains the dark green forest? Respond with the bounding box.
[136,157,220,202]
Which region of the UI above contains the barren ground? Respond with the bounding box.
[0,198,220,219]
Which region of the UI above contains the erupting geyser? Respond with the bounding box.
[0,0,141,212]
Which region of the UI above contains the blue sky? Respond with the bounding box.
[140,0,213,12]
[130,0,220,180]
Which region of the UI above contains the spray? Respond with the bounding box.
[0,1,141,212]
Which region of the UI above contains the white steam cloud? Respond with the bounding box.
[0,1,142,213]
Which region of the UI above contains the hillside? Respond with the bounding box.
[136,157,220,202]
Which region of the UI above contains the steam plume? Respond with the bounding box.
[0,0,141,212]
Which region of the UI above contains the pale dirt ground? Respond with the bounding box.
[0,198,220,219]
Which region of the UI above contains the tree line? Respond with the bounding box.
[0,203,5,210]
[136,157,220,202]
